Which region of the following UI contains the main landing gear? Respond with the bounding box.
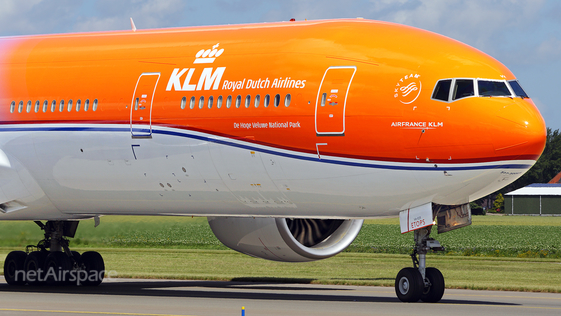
[3,221,104,286]
[395,226,445,303]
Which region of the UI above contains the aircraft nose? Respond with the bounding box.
[494,99,546,161]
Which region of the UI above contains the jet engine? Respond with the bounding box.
[207,217,364,262]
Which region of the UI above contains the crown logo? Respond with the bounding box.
[194,43,224,64]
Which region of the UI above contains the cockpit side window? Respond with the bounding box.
[452,79,474,100]
[432,79,452,101]
[478,80,511,97]
[507,80,529,98]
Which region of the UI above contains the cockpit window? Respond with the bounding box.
[508,80,529,98]
[452,79,474,100]
[432,79,451,101]
[478,80,511,97]
[432,78,524,102]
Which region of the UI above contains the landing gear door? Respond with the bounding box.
[435,203,472,234]
[315,66,356,136]
[131,73,160,138]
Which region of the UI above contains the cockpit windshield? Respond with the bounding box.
[431,78,530,102]
[478,80,510,97]
[453,79,474,100]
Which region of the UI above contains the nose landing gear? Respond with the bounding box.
[3,220,105,286]
[395,227,445,303]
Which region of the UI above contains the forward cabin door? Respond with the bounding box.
[130,73,160,138]
[315,66,356,136]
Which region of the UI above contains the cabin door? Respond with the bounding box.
[315,66,356,136]
[130,72,160,138]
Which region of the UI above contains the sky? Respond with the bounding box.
[1,0,560,130]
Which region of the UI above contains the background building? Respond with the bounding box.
[504,182,561,215]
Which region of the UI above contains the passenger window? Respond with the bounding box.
[67,100,73,112]
[452,79,474,100]
[26,101,32,113]
[189,96,195,109]
[208,96,214,109]
[235,95,241,108]
[84,99,90,111]
[508,80,529,98]
[478,80,511,97]
[254,95,260,108]
[180,96,186,109]
[92,99,98,111]
[245,95,251,108]
[18,101,23,113]
[76,100,81,112]
[42,100,48,113]
[51,100,56,112]
[217,96,223,109]
[10,101,15,113]
[284,94,291,107]
[264,94,270,107]
[321,93,326,106]
[432,79,452,101]
[274,94,280,107]
[226,95,232,108]
[59,100,65,112]
[34,101,39,113]
[198,96,204,109]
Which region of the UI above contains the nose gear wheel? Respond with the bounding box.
[395,227,446,303]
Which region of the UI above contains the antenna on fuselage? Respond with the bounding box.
[130,17,137,32]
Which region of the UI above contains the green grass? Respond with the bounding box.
[363,215,561,226]
[2,248,559,292]
[2,215,561,258]
[350,219,561,258]
[0,216,226,249]
[1,215,561,292]
[90,250,561,292]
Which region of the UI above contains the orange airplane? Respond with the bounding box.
[0,18,546,302]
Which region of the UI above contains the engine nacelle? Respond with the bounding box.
[207,217,364,262]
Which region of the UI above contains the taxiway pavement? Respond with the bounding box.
[1,277,560,315]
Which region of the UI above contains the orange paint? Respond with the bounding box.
[0,19,546,165]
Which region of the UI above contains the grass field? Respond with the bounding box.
[352,216,561,258]
[1,215,560,292]
[2,248,559,292]
[1,215,559,258]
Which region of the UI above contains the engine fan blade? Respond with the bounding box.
[286,219,344,247]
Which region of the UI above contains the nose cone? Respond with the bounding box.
[494,99,546,161]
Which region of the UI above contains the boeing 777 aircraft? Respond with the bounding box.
[0,18,546,303]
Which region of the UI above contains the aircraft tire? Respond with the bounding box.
[24,251,48,285]
[395,267,423,302]
[80,251,105,286]
[71,251,81,263]
[3,251,27,285]
[420,267,445,303]
[43,252,72,286]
